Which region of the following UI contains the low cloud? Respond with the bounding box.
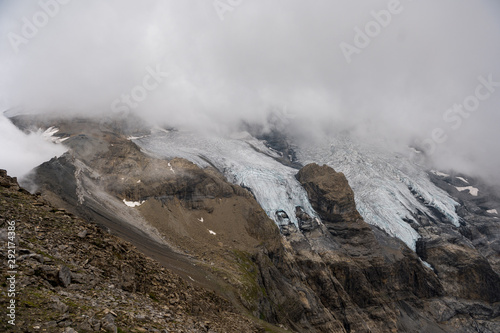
[0,115,66,178]
[1,0,499,181]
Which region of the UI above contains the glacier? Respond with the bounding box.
[133,129,460,251]
[132,129,318,227]
[294,135,460,250]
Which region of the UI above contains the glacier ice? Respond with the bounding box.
[133,130,318,227]
[294,135,460,250]
[133,129,460,251]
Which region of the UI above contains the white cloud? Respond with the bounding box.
[0,0,499,182]
[0,114,66,178]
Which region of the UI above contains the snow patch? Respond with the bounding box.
[409,147,422,154]
[487,209,498,215]
[152,127,170,134]
[168,162,175,173]
[456,176,469,184]
[455,186,479,196]
[430,170,450,177]
[127,135,148,140]
[42,126,59,138]
[208,230,216,235]
[420,259,434,271]
[123,199,145,207]
[40,126,69,144]
[198,217,204,222]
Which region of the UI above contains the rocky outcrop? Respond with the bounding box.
[296,164,361,223]
[0,169,19,189]
[425,172,500,302]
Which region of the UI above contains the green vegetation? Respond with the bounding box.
[232,250,267,312]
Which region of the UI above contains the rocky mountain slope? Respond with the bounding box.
[0,169,275,332]
[3,113,500,332]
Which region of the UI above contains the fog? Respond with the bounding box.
[0,114,66,178]
[1,0,499,181]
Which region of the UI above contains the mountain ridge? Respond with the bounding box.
[2,114,500,332]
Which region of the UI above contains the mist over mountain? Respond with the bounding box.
[1,0,500,181]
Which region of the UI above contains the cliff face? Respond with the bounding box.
[247,164,442,332]
[6,115,500,332]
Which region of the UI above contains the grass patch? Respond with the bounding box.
[148,293,159,302]
[232,250,267,311]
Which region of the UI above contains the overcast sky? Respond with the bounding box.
[1,0,499,181]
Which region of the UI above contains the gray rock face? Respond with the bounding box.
[101,313,117,333]
[59,265,72,288]
[51,296,69,313]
